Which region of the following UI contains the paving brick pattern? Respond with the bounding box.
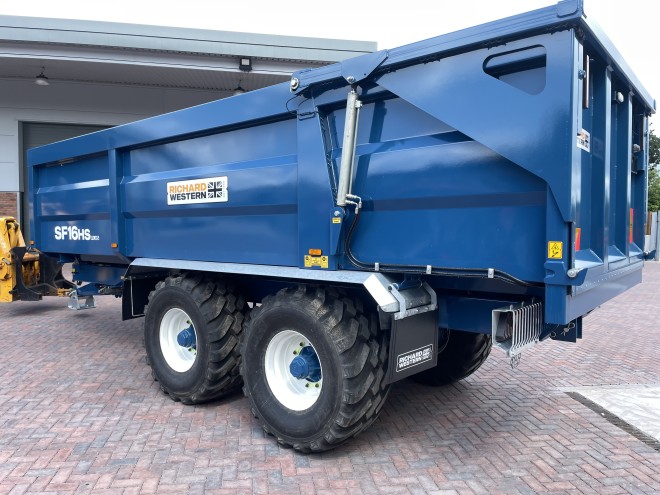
[1,263,659,494]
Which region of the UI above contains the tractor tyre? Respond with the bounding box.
[241,286,390,453]
[144,273,245,404]
[411,330,491,386]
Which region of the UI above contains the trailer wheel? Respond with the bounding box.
[411,330,491,386]
[144,274,245,404]
[241,286,390,453]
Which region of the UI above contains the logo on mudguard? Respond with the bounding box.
[396,344,434,372]
[54,225,100,241]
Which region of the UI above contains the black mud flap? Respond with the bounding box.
[385,309,439,384]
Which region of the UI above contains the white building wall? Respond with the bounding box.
[0,77,227,192]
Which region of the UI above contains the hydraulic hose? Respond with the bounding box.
[344,207,541,288]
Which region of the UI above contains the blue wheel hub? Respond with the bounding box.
[289,346,321,382]
[177,325,196,348]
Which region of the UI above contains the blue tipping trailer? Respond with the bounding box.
[5,0,655,451]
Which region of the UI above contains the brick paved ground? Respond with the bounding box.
[1,263,659,494]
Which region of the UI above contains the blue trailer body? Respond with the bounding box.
[15,0,655,453]
[27,0,654,325]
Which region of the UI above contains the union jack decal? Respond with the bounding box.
[207,181,225,199]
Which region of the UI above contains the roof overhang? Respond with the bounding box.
[0,15,376,92]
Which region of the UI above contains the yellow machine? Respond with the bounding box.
[0,217,70,302]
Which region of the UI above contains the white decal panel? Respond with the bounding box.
[577,129,591,152]
[167,176,228,205]
[396,344,434,372]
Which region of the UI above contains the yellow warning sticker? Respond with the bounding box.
[548,241,563,259]
[304,255,329,269]
[332,217,342,224]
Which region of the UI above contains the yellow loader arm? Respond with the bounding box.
[0,217,71,302]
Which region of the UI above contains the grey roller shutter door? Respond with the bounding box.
[23,122,108,153]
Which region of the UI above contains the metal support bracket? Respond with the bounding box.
[341,49,389,85]
[388,280,438,320]
[68,291,96,310]
[544,260,588,286]
[329,207,345,255]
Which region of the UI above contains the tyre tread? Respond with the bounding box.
[241,286,390,453]
[412,330,491,386]
[144,273,245,404]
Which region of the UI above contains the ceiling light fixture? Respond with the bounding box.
[238,57,252,72]
[35,66,49,86]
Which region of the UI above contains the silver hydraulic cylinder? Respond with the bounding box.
[336,89,361,207]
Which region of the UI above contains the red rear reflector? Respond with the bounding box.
[630,208,634,243]
[575,228,581,251]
